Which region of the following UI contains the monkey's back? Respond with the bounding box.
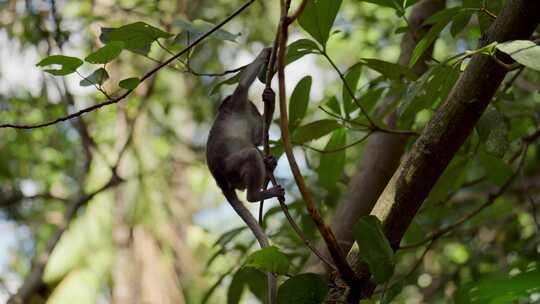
[206,101,263,187]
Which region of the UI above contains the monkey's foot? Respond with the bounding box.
[264,155,278,171]
[262,87,275,103]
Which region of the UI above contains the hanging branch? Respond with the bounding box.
[0,0,256,130]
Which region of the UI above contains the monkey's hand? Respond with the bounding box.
[264,155,278,172]
[262,87,275,103]
[268,185,285,200]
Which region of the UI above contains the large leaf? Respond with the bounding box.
[292,119,340,144]
[409,7,461,67]
[277,273,328,304]
[455,268,540,304]
[289,76,312,130]
[361,58,417,81]
[496,40,540,72]
[227,268,267,304]
[99,22,172,51]
[353,215,395,284]
[342,63,362,115]
[79,68,109,87]
[173,19,240,46]
[286,39,320,65]
[298,0,343,47]
[36,55,83,76]
[244,246,289,275]
[318,128,346,189]
[85,41,124,64]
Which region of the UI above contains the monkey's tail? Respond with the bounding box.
[222,188,277,304]
[222,188,270,248]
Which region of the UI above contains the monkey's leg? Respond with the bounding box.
[226,148,284,202]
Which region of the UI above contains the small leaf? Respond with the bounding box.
[292,119,340,144]
[298,0,343,46]
[496,40,540,72]
[477,106,509,157]
[213,226,247,248]
[353,215,395,284]
[325,96,342,115]
[318,128,346,189]
[119,77,141,90]
[36,55,83,76]
[289,76,312,130]
[286,39,320,65]
[342,63,362,115]
[85,41,124,64]
[357,0,418,9]
[210,72,241,95]
[277,273,328,304]
[362,58,417,81]
[100,22,172,51]
[80,68,109,86]
[173,19,240,46]
[227,268,267,304]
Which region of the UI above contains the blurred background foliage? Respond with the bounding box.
[0,0,539,303]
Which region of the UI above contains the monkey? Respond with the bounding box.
[206,48,284,304]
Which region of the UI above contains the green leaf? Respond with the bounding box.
[358,87,385,114]
[353,215,395,284]
[456,268,540,304]
[227,268,267,304]
[244,246,289,275]
[173,19,240,46]
[119,77,141,90]
[342,63,362,115]
[450,11,473,37]
[325,96,342,115]
[318,128,346,189]
[228,269,246,304]
[298,0,343,47]
[85,41,124,64]
[99,22,172,51]
[36,55,83,76]
[277,273,329,304]
[409,8,459,67]
[357,0,418,9]
[289,76,312,130]
[292,119,340,144]
[286,39,320,65]
[428,157,468,203]
[477,106,509,157]
[80,68,109,87]
[478,152,513,186]
[496,40,540,72]
[361,58,417,81]
[213,226,247,248]
[210,72,241,95]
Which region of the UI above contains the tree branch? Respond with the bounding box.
[0,0,256,130]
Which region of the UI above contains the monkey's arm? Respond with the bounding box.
[229,48,271,108]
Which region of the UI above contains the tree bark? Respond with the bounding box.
[306,0,446,274]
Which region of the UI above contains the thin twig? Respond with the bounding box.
[0,0,256,130]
